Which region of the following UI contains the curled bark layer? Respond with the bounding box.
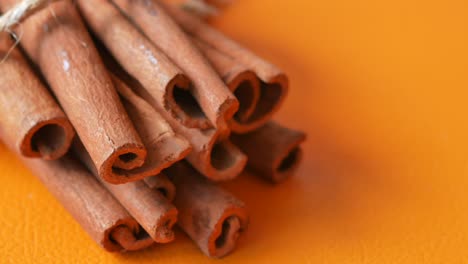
[162,3,289,133]
[0,34,75,160]
[166,162,249,258]
[77,0,209,129]
[0,0,147,183]
[112,0,239,132]
[232,122,306,183]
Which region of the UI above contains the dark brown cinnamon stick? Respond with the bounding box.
[112,0,239,132]
[0,0,147,184]
[231,122,306,183]
[162,3,289,131]
[0,34,75,160]
[144,173,176,202]
[77,0,209,129]
[166,162,249,258]
[109,63,247,181]
[19,154,154,252]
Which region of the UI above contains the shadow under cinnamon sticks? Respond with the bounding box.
[0,34,75,160]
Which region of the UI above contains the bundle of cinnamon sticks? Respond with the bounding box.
[0,0,306,258]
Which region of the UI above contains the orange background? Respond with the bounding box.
[1,0,468,262]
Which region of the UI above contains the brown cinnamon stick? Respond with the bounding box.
[114,68,247,181]
[74,74,191,182]
[18,154,154,252]
[162,3,289,131]
[144,173,176,202]
[97,177,178,243]
[77,0,209,129]
[231,122,306,183]
[191,37,263,133]
[166,162,249,258]
[0,0,147,183]
[0,34,75,160]
[112,0,239,131]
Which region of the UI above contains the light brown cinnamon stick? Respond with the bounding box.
[114,69,247,181]
[166,162,249,258]
[97,177,178,243]
[144,173,176,202]
[0,0,147,184]
[77,0,209,129]
[231,122,306,183]
[0,34,75,160]
[18,154,154,252]
[74,74,192,182]
[161,3,289,131]
[112,0,239,132]
[191,37,264,133]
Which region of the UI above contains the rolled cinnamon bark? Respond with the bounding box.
[19,154,154,252]
[112,0,239,132]
[231,122,306,183]
[0,0,147,183]
[0,34,75,160]
[74,74,192,183]
[144,174,176,202]
[77,0,209,129]
[166,162,249,258]
[97,177,178,243]
[191,37,263,133]
[161,3,289,131]
[114,69,247,181]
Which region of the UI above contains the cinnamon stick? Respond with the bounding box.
[19,154,154,252]
[231,122,306,183]
[166,162,249,258]
[113,68,247,181]
[0,0,147,184]
[111,0,239,131]
[74,74,192,182]
[97,177,178,243]
[191,37,264,133]
[162,3,289,131]
[144,173,176,202]
[0,34,75,160]
[77,0,209,129]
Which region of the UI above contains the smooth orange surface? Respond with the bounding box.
[1,0,468,262]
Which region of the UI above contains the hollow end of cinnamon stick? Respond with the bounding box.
[165,73,212,129]
[144,174,176,202]
[232,122,306,183]
[109,224,154,252]
[208,209,248,258]
[244,74,289,131]
[20,117,75,160]
[154,207,178,243]
[206,138,247,181]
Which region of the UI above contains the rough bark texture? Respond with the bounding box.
[0,0,147,184]
[112,0,239,132]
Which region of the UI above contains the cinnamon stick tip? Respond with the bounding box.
[207,140,247,181]
[21,117,75,160]
[207,206,249,258]
[271,133,306,183]
[153,207,178,243]
[100,143,147,184]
